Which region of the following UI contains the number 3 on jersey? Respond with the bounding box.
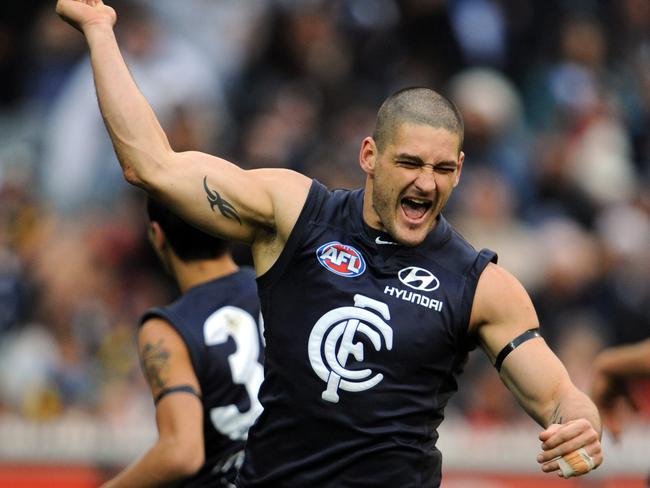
[204,306,264,440]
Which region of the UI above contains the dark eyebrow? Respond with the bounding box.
[394,153,458,167]
[394,153,425,164]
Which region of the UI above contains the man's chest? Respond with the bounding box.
[264,234,468,380]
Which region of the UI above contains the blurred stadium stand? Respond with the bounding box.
[0,0,648,486]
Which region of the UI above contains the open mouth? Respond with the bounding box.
[400,197,432,221]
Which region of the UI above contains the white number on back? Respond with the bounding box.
[204,306,264,440]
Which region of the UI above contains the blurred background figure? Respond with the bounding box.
[0,0,648,486]
[591,338,650,441]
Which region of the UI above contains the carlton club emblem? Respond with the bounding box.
[316,241,366,277]
[308,294,393,403]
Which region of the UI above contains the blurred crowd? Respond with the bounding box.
[0,0,648,432]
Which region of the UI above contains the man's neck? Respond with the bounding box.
[361,183,385,232]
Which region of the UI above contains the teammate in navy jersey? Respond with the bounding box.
[58,1,603,486]
[101,197,263,488]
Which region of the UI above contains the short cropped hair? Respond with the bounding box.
[373,87,464,153]
[146,197,229,261]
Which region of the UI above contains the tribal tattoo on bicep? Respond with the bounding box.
[141,339,171,390]
[203,176,242,224]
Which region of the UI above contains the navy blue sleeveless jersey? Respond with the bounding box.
[141,267,264,487]
[237,181,497,488]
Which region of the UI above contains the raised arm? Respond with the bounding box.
[470,263,602,478]
[55,0,311,273]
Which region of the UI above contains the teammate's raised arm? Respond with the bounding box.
[55,0,310,271]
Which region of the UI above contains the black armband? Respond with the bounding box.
[494,328,541,373]
[154,385,201,406]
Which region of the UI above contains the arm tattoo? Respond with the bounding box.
[141,339,171,390]
[549,403,563,425]
[203,176,242,225]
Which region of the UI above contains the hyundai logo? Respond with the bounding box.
[398,266,440,291]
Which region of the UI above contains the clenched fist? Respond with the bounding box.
[56,0,117,33]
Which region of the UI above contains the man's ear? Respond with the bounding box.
[359,137,378,176]
[148,221,166,250]
[453,151,465,188]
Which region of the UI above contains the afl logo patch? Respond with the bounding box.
[316,241,366,277]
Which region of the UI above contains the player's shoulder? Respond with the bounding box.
[138,315,185,348]
[251,169,318,244]
[251,168,313,196]
[477,262,524,292]
[472,262,534,325]
[208,268,258,299]
[309,185,362,225]
[232,265,257,280]
[234,266,258,287]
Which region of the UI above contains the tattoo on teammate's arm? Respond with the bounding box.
[549,403,563,425]
[203,176,242,224]
[141,339,171,390]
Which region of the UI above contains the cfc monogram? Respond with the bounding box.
[308,295,393,403]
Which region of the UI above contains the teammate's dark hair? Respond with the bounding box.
[146,197,229,261]
[373,87,464,153]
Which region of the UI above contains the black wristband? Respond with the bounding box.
[154,385,201,406]
[494,328,541,372]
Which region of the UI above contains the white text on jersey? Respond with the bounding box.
[383,286,443,311]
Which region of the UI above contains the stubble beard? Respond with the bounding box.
[373,192,439,247]
[371,185,394,234]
